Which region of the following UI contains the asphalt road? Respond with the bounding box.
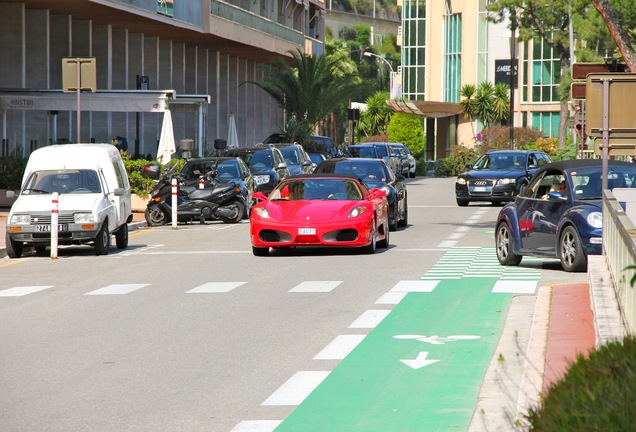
[0,176,586,432]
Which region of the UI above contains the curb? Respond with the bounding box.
[1,220,147,259]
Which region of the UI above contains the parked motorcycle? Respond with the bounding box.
[142,164,245,226]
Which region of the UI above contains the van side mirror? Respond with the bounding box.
[113,188,125,196]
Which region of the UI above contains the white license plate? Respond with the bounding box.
[298,228,316,235]
[36,224,68,232]
[471,187,488,192]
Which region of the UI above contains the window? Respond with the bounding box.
[401,0,426,100]
[443,12,462,103]
[531,112,560,138]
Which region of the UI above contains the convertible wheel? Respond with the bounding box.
[252,245,269,256]
[378,221,390,249]
[560,226,587,272]
[496,222,522,266]
[362,221,377,254]
[456,198,469,207]
[94,222,111,256]
[220,199,245,224]
[115,223,129,249]
[145,205,168,226]
[5,232,23,259]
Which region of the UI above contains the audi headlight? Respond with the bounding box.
[348,206,367,218]
[456,177,467,185]
[587,211,602,228]
[496,178,516,185]
[74,213,96,223]
[254,207,270,218]
[10,214,31,224]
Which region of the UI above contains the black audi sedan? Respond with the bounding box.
[315,157,408,231]
[455,150,551,206]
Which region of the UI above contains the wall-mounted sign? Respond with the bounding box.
[495,59,518,88]
[158,0,174,17]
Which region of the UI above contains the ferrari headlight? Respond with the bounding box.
[456,177,467,185]
[348,206,367,218]
[587,211,603,228]
[254,207,270,219]
[74,213,96,223]
[496,178,516,185]
[10,214,31,224]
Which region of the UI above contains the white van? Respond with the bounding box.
[5,144,132,258]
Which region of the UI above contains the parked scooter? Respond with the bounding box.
[142,164,245,226]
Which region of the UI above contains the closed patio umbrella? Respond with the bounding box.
[157,109,176,164]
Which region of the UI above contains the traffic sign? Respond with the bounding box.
[572,62,627,80]
[570,82,586,99]
[585,73,636,138]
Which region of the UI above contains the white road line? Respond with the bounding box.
[84,284,150,295]
[348,309,391,328]
[492,280,538,294]
[230,420,281,432]
[186,282,246,293]
[447,232,465,240]
[261,371,330,406]
[375,292,407,304]
[437,240,457,248]
[313,335,366,360]
[0,285,54,297]
[289,281,342,293]
[390,280,439,292]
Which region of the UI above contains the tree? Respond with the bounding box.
[242,49,371,141]
[591,0,636,71]
[487,0,588,148]
[459,81,510,138]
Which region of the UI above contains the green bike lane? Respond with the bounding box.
[276,277,512,431]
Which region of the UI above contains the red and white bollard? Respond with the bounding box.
[171,178,178,230]
[199,177,204,189]
[50,192,59,259]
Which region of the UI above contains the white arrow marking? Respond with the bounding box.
[400,351,440,369]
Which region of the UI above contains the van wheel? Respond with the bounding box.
[94,223,111,255]
[115,224,128,249]
[5,232,23,259]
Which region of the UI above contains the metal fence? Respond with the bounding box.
[603,190,636,333]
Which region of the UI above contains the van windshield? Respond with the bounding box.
[22,169,102,194]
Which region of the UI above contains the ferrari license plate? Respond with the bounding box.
[298,228,316,235]
[36,224,68,232]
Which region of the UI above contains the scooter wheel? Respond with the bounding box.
[220,199,245,224]
[145,206,168,226]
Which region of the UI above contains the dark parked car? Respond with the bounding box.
[455,150,551,206]
[346,143,401,176]
[388,143,411,177]
[495,159,636,272]
[309,135,338,158]
[271,143,316,175]
[307,151,326,165]
[315,157,408,231]
[179,157,255,217]
[225,146,290,195]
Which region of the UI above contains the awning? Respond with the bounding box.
[0,89,179,112]
[388,99,462,118]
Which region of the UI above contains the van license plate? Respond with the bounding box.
[36,224,68,232]
[298,228,316,235]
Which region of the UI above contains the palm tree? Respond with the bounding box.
[357,91,393,138]
[242,49,371,140]
[460,81,511,138]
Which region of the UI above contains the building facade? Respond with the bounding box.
[0,0,325,158]
[396,0,562,160]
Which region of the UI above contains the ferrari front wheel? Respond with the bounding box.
[362,220,377,254]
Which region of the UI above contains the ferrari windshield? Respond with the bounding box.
[473,153,525,170]
[269,178,363,201]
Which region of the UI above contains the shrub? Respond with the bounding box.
[387,113,425,158]
[0,155,28,190]
[530,137,559,156]
[526,335,636,431]
[438,145,480,177]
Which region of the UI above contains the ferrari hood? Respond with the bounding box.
[265,200,362,222]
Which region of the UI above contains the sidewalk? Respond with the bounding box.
[0,207,147,258]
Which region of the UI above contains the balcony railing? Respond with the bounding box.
[210,0,305,46]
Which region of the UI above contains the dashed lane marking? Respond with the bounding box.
[313,335,366,360]
[289,281,342,293]
[261,371,330,406]
[185,282,246,293]
[84,284,150,295]
[0,285,54,297]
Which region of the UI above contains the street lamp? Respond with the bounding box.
[363,51,394,74]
